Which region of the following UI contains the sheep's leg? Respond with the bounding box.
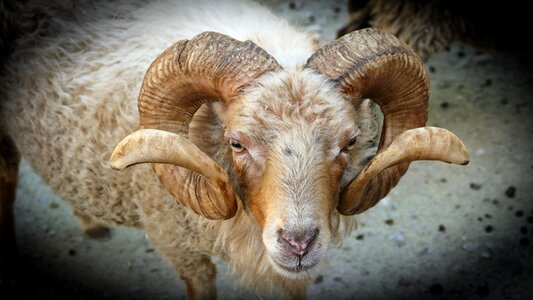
[170,254,217,300]
[0,171,18,256]
[136,192,218,298]
[280,279,308,300]
[143,223,217,298]
[0,134,20,282]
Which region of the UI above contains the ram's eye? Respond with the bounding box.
[344,136,357,151]
[229,139,245,152]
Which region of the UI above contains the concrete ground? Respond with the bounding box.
[5,0,533,299]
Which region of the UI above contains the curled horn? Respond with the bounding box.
[305,28,469,215]
[110,32,282,219]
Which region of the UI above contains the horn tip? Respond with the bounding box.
[459,152,470,165]
[458,143,470,165]
[109,156,125,171]
[109,147,130,171]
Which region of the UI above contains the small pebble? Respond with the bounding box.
[390,233,405,247]
[49,202,59,209]
[475,148,486,156]
[438,224,446,232]
[288,1,302,9]
[505,186,516,198]
[484,225,494,233]
[515,102,528,114]
[462,241,480,252]
[470,183,482,190]
[385,219,394,225]
[482,79,492,87]
[519,238,530,246]
[429,66,436,73]
[484,241,495,250]
[527,216,533,224]
[457,50,466,58]
[519,226,527,235]
[419,247,430,255]
[314,274,323,284]
[68,249,76,256]
[515,210,524,217]
[440,101,450,109]
[398,277,413,287]
[356,234,364,240]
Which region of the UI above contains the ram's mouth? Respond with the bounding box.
[269,255,321,278]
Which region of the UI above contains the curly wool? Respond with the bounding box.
[0,0,376,295]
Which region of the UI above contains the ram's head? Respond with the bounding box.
[110,29,469,278]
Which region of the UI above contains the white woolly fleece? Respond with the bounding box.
[0,0,377,297]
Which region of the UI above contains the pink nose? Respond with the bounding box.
[279,228,319,257]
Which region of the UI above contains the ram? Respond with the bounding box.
[0,0,469,298]
[337,0,529,60]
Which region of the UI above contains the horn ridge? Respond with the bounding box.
[306,28,468,215]
[112,32,281,219]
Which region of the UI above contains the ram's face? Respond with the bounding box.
[224,70,364,277]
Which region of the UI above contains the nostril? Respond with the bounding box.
[279,228,319,257]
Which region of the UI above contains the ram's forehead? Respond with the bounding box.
[228,69,356,135]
